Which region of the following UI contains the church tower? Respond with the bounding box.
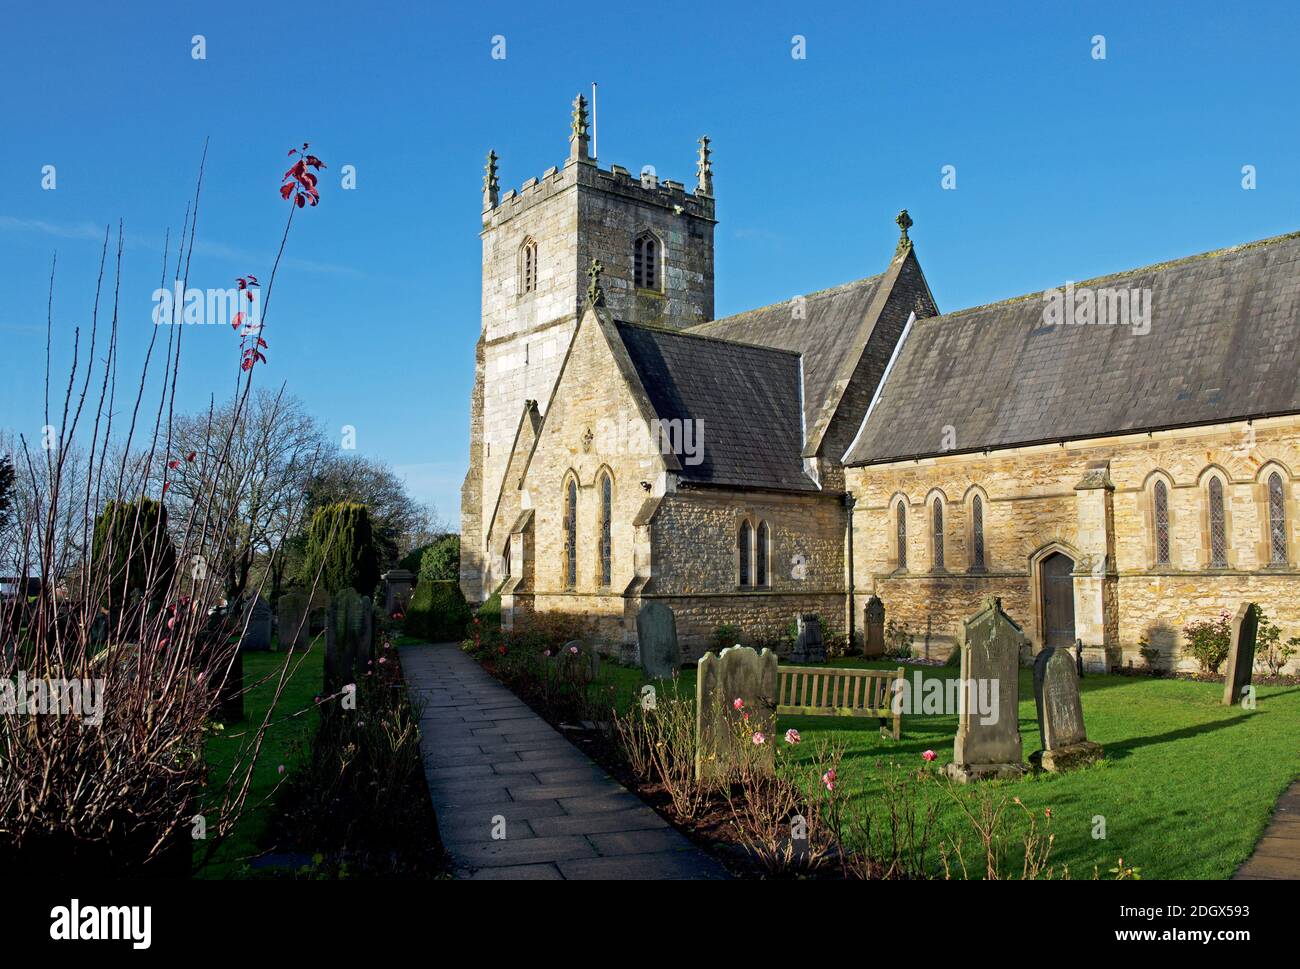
[460,94,717,602]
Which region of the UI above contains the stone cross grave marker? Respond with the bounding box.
[864,595,886,658]
[945,597,1028,783]
[789,613,826,664]
[637,601,681,678]
[1222,602,1259,707]
[238,595,273,652]
[696,645,778,784]
[1031,645,1103,772]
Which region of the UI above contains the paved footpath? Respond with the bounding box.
[401,643,728,880]
[1233,778,1300,880]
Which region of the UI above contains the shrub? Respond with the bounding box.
[1183,611,1232,674]
[711,623,743,651]
[1255,608,1299,677]
[397,544,429,576]
[477,591,501,628]
[304,503,380,595]
[91,498,177,616]
[418,535,460,583]
[885,619,914,660]
[405,580,471,643]
[1138,635,1161,670]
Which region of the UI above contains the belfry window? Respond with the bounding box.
[520,238,538,294]
[634,233,658,290]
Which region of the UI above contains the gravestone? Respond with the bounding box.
[789,613,826,664]
[695,645,778,783]
[559,639,600,679]
[381,568,416,616]
[325,589,374,693]
[277,591,311,650]
[1222,602,1259,707]
[637,601,681,678]
[864,596,886,658]
[238,596,273,652]
[1030,645,1103,772]
[944,597,1028,783]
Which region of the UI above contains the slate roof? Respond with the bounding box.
[612,321,817,492]
[688,275,886,439]
[845,231,1300,466]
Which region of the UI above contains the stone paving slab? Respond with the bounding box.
[402,643,727,880]
[1234,778,1300,880]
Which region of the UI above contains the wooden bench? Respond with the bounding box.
[775,665,905,739]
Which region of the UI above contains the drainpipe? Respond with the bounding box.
[843,492,857,651]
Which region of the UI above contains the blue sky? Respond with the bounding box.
[2,0,1298,529]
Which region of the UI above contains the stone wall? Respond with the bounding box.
[846,416,1300,671]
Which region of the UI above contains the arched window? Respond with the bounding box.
[1208,476,1228,568]
[970,495,986,571]
[1268,472,1287,565]
[895,500,908,570]
[520,237,538,294]
[503,540,512,579]
[563,478,577,588]
[634,232,659,290]
[738,520,752,587]
[756,521,769,587]
[1153,480,1170,566]
[598,472,613,587]
[932,498,945,571]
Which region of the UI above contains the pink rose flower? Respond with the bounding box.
[733,698,744,711]
[785,728,801,745]
[822,768,836,791]
[569,645,579,654]
[922,749,936,762]
[277,765,285,775]
[751,731,765,745]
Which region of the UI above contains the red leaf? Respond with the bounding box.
[185,451,196,462]
[280,183,293,200]
[241,358,253,372]
[232,311,245,327]
[295,192,306,208]
[288,148,298,156]
[162,481,171,495]
[257,338,268,348]
[168,459,180,469]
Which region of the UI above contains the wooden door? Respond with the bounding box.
[1040,552,1076,648]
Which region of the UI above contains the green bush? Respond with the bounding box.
[1183,612,1232,674]
[91,497,177,615]
[477,591,502,628]
[712,623,743,651]
[304,502,380,595]
[405,580,471,643]
[397,544,430,575]
[418,535,460,583]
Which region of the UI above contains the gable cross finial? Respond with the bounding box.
[696,135,714,197]
[482,149,499,211]
[895,209,913,252]
[569,93,591,163]
[586,257,605,306]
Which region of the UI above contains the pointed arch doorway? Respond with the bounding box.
[1039,551,1076,648]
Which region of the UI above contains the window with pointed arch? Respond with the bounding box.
[970,494,987,571]
[1268,472,1288,565]
[1208,475,1228,568]
[562,477,577,589]
[931,497,945,571]
[755,521,770,587]
[895,499,908,570]
[519,237,538,294]
[738,519,753,587]
[1153,479,1171,566]
[598,471,613,587]
[633,232,659,290]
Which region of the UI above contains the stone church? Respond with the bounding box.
[461,96,1300,671]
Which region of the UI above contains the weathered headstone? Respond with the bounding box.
[1080,645,1108,675]
[864,596,886,658]
[238,595,273,652]
[789,613,826,664]
[696,645,778,783]
[1030,645,1103,772]
[559,639,600,678]
[637,601,681,678]
[277,591,311,651]
[1222,602,1259,707]
[945,597,1028,783]
[325,589,374,693]
[381,568,416,617]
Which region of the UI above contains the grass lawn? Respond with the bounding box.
[592,658,1300,879]
[195,637,324,879]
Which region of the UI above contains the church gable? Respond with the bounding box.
[484,399,542,570]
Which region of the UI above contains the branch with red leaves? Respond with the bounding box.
[281,142,326,208]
